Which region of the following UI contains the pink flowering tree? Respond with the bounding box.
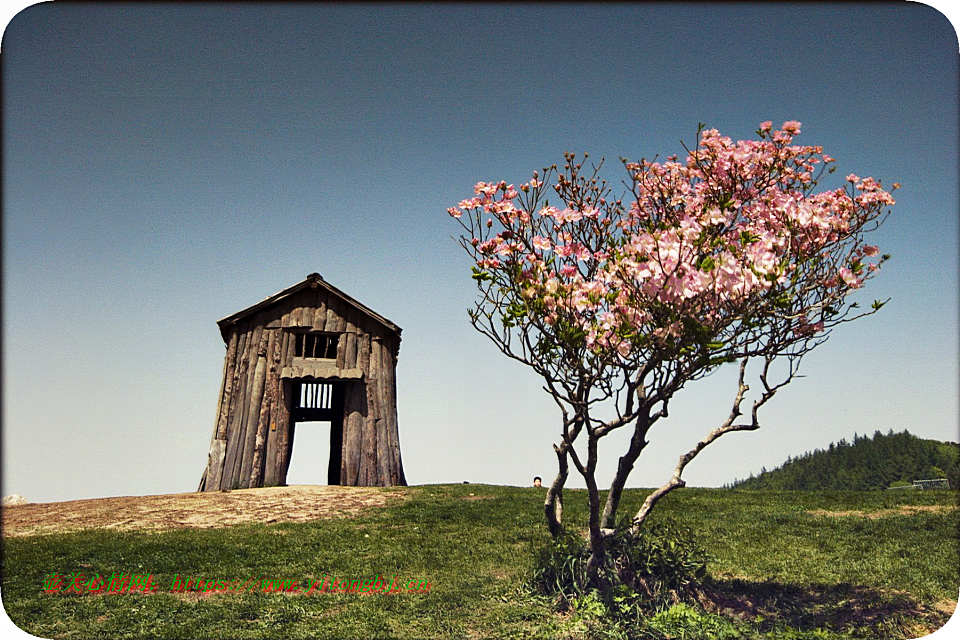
[449,121,895,586]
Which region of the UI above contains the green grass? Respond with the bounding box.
[2,485,957,639]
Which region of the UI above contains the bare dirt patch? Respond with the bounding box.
[934,598,958,617]
[808,505,956,519]
[703,578,955,636]
[1,485,407,537]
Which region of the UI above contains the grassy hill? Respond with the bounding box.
[1,484,957,639]
[728,430,960,491]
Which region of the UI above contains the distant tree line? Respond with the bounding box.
[727,430,959,490]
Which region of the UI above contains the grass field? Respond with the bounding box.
[2,485,957,639]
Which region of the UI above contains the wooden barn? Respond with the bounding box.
[199,273,406,491]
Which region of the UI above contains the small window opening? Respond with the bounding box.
[295,333,338,359]
[298,382,334,410]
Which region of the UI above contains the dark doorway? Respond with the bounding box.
[291,381,344,485]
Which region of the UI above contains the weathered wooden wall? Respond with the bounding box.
[199,283,405,491]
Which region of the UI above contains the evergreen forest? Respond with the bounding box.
[727,429,959,490]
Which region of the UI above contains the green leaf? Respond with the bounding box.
[773,292,792,309]
[470,267,491,282]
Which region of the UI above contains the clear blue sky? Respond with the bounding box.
[3,3,958,503]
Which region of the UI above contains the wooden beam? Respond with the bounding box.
[276,379,295,484]
[200,329,239,491]
[248,329,278,487]
[342,381,363,485]
[238,324,270,488]
[312,288,328,330]
[344,306,358,369]
[221,326,254,489]
[263,330,288,486]
[383,334,406,485]
[228,321,263,488]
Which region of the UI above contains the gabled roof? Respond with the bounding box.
[217,273,401,337]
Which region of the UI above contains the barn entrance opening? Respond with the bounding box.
[288,381,345,485]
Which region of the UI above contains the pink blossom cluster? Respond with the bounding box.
[451,122,894,357]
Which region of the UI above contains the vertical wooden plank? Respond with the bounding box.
[229,321,264,488]
[324,296,339,333]
[276,379,295,485]
[342,382,364,485]
[286,290,304,328]
[226,316,263,489]
[248,328,278,487]
[351,330,373,485]
[358,332,371,375]
[264,305,284,330]
[282,326,299,369]
[383,335,407,485]
[378,336,397,485]
[334,303,348,367]
[215,331,240,440]
[297,288,315,328]
[329,385,345,485]
[312,288,328,330]
[264,330,288,486]
[363,337,383,485]
[273,380,288,485]
[344,307,358,369]
[200,441,224,491]
[374,338,391,486]
[238,324,270,488]
[221,327,253,489]
[282,422,296,483]
[336,336,348,369]
[200,330,238,491]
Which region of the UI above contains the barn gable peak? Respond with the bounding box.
[216,273,401,340]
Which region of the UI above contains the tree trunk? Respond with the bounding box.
[601,416,650,530]
[544,444,569,538]
[584,535,607,591]
[582,431,606,589]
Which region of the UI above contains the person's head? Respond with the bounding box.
[533,476,542,487]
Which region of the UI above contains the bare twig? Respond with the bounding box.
[628,356,795,535]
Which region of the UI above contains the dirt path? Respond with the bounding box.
[1,485,406,537]
[808,504,957,519]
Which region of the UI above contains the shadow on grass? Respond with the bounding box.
[700,577,954,636]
